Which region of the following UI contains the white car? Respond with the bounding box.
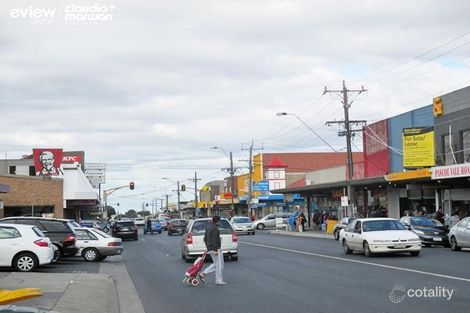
[181,218,238,262]
[0,223,54,272]
[340,218,421,257]
[230,216,255,235]
[134,218,145,226]
[75,227,124,262]
[448,217,470,251]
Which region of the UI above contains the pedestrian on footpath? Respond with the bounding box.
[299,212,306,232]
[199,216,227,285]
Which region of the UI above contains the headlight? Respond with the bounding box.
[414,230,425,235]
[373,240,391,243]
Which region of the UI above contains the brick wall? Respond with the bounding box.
[0,175,63,218]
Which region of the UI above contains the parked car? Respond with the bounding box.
[134,218,145,226]
[111,220,138,240]
[80,220,104,230]
[333,217,355,240]
[399,216,449,247]
[181,217,238,262]
[0,223,55,272]
[340,218,421,257]
[0,217,78,259]
[230,216,255,235]
[144,219,162,234]
[448,217,470,251]
[168,219,187,236]
[75,227,123,261]
[159,218,169,231]
[253,212,291,230]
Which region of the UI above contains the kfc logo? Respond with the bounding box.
[33,148,64,177]
[62,155,81,163]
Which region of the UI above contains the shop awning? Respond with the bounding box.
[63,165,99,201]
[273,177,386,194]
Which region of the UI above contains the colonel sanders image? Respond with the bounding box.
[36,151,63,176]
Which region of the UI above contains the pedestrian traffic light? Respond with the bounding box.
[181,184,186,191]
[130,182,135,190]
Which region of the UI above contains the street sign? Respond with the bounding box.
[253,180,269,191]
[85,163,106,187]
[341,196,349,207]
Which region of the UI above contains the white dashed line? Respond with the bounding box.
[239,241,470,283]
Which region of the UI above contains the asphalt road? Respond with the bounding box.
[22,230,470,313]
[123,230,470,313]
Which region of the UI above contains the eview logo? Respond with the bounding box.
[10,6,56,24]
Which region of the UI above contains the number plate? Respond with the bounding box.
[433,237,442,242]
[122,228,129,231]
[394,244,406,248]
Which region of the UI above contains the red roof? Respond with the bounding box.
[260,152,363,173]
[265,156,288,168]
[287,178,306,188]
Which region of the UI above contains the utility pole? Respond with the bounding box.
[229,152,236,215]
[324,80,366,217]
[242,140,263,216]
[164,194,171,212]
[176,180,181,218]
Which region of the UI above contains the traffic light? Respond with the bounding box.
[130,182,135,190]
[433,97,443,116]
[181,184,186,192]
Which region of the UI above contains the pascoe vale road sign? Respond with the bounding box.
[253,180,269,192]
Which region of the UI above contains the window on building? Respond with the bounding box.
[463,130,470,163]
[443,134,454,165]
[274,171,280,178]
[29,166,36,176]
[274,182,281,189]
[9,166,16,175]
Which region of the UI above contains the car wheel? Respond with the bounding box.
[333,230,340,241]
[410,251,420,256]
[257,223,265,230]
[231,255,238,261]
[252,232,255,235]
[83,248,100,262]
[13,252,38,272]
[134,236,139,241]
[363,242,373,257]
[423,243,431,248]
[54,245,64,261]
[450,236,461,251]
[342,239,352,255]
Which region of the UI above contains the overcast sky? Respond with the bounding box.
[1,0,470,212]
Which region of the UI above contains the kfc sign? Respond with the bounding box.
[62,155,82,163]
[33,148,63,177]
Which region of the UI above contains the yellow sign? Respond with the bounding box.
[385,169,431,182]
[403,127,435,168]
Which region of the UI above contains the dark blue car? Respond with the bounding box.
[144,219,162,234]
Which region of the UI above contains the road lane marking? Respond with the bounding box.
[239,241,470,283]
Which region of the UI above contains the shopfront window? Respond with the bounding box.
[463,130,470,163]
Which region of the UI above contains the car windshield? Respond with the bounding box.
[171,220,186,226]
[191,220,233,235]
[233,217,251,223]
[117,222,134,227]
[410,217,435,227]
[363,220,406,232]
[151,219,160,223]
[92,229,112,238]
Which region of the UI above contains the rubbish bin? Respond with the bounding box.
[326,220,337,234]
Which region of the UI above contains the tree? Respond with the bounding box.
[138,210,151,217]
[106,206,117,217]
[125,209,138,218]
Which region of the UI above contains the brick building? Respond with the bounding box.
[0,175,64,218]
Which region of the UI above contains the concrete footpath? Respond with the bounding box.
[269,228,335,240]
[0,256,145,313]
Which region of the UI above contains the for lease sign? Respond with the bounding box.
[431,164,470,179]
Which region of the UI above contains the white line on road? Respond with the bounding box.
[239,241,470,283]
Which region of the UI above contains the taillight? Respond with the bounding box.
[232,232,238,242]
[34,239,49,247]
[108,241,120,247]
[64,235,76,243]
[186,233,193,245]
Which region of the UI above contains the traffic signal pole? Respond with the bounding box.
[102,182,135,219]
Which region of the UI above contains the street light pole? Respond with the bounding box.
[212,146,236,214]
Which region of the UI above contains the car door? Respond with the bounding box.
[264,214,276,227]
[342,221,357,249]
[76,229,98,252]
[349,221,363,250]
[0,226,22,266]
[460,219,470,246]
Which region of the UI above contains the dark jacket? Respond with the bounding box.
[204,222,221,251]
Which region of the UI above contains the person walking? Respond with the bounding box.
[299,212,306,232]
[146,217,153,235]
[198,216,226,285]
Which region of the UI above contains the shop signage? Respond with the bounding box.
[221,192,233,199]
[431,164,470,180]
[385,169,431,182]
[403,127,435,168]
[253,180,269,191]
[341,196,349,207]
[33,148,63,177]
